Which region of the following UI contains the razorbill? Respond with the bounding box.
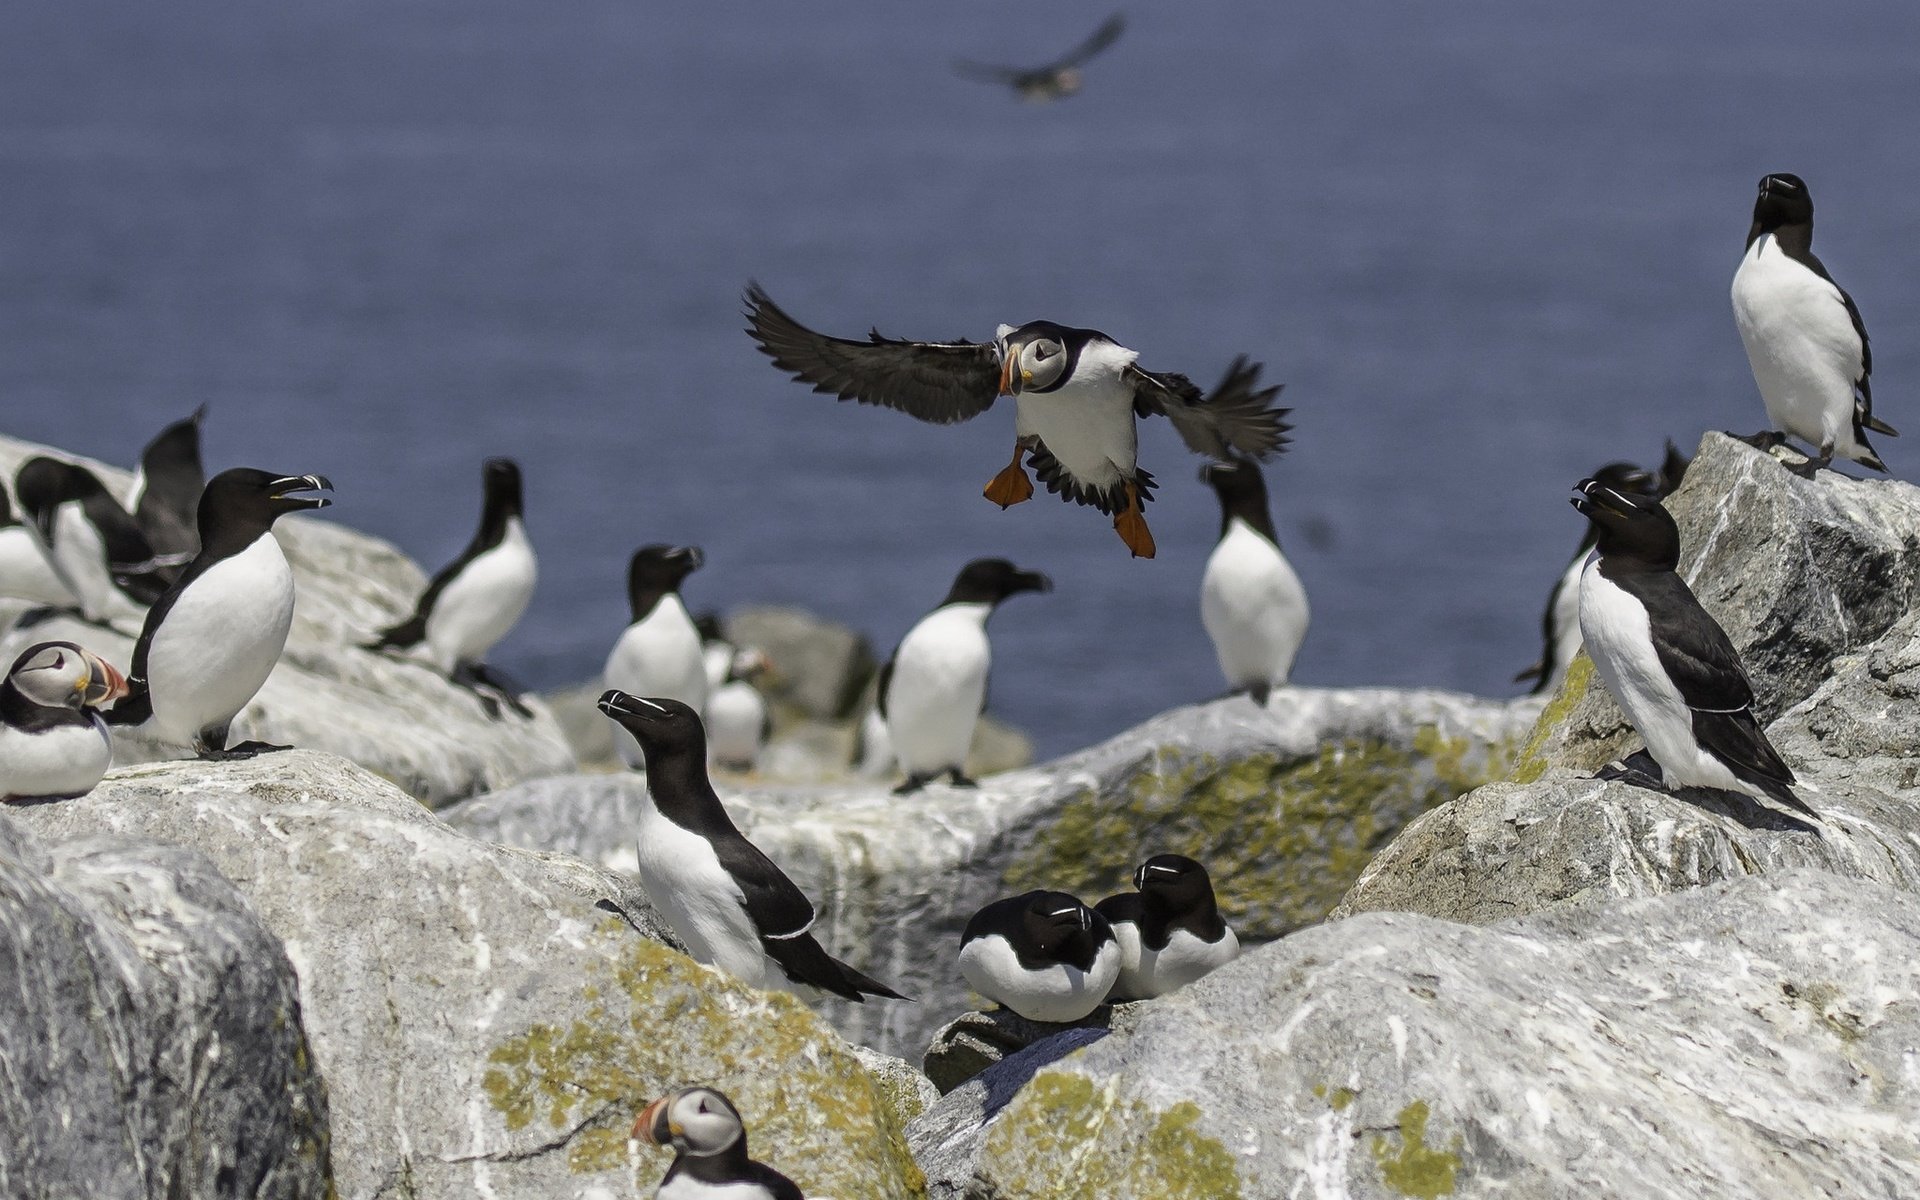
[1094,854,1240,1001]
[1572,477,1816,822]
[879,558,1050,794]
[604,545,708,768]
[14,456,171,630]
[745,284,1290,558]
[128,405,207,564]
[1516,446,1688,695]
[632,1087,802,1200]
[107,469,333,759]
[0,483,78,608]
[953,12,1125,102]
[1199,455,1309,704]
[0,641,129,802]
[366,458,536,718]
[1731,172,1896,477]
[597,692,906,1001]
[958,890,1118,1023]
[706,647,773,774]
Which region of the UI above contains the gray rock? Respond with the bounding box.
[937,869,1920,1199]
[0,815,330,1198]
[0,434,576,806]
[6,751,927,1200]
[725,604,876,721]
[447,685,1538,1057]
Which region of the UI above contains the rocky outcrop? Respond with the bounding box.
[1340,435,1920,925]
[0,434,575,805]
[448,685,1539,1056]
[5,752,925,1200]
[0,814,330,1198]
[919,869,1920,1199]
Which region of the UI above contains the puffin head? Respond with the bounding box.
[1572,477,1680,568]
[1753,172,1813,231]
[6,641,129,711]
[632,1086,745,1158]
[996,321,1075,396]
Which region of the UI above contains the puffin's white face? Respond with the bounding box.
[998,334,1070,396]
[634,1086,744,1157]
[7,641,128,710]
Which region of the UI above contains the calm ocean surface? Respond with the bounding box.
[5,1,1917,757]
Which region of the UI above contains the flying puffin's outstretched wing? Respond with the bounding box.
[1129,356,1291,461]
[745,284,1002,425]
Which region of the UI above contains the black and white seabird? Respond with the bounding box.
[1516,446,1688,695]
[1199,456,1309,705]
[694,610,736,694]
[706,647,773,774]
[878,558,1050,794]
[632,1087,803,1200]
[0,483,78,609]
[1731,172,1897,477]
[952,12,1125,102]
[597,691,907,1002]
[14,456,172,630]
[958,890,1118,1023]
[605,545,708,769]
[128,405,207,564]
[1571,478,1815,822]
[107,469,333,760]
[1094,854,1240,1001]
[745,284,1291,558]
[366,458,536,718]
[0,641,129,802]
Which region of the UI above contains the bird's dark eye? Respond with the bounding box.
[1032,344,1054,361]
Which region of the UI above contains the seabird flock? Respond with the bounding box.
[0,14,1900,1196]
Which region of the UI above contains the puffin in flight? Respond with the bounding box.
[953,13,1126,103]
[745,284,1290,558]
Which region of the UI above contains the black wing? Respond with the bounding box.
[1046,13,1126,72]
[710,835,907,1001]
[1130,356,1291,461]
[874,656,894,719]
[1802,251,1895,436]
[952,58,1027,84]
[366,553,466,650]
[133,406,206,561]
[749,1163,806,1200]
[745,283,1002,425]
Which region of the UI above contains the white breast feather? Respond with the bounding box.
[1731,234,1868,455]
[705,681,767,770]
[0,716,112,799]
[603,596,708,768]
[884,603,990,776]
[958,933,1119,1022]
[0,526,78,607]
[1200,519,1310,691]
[422,517,536,671]
[632,791,776,991]
[656,1173,780,1199]
[144,533,295,745]
[51,504,145,627]
[1129,926,1240,998]
[1013,341,1140,492]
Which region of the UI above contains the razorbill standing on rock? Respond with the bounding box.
[128,405,207,564]
[1199,455,1309,704]
[596,691,907,1002]
[0,484,78,609]
[879,558,1050,794]
[1572,477,1816,822]
[746,284,1290,558]
[959,890,1118,1022]
[706,647,773,774]
[1095,854,1240,1001]
[14,457,171,630]
[604,545,707,768]
[1517,447,1688,695]
[632,1087,802,1200]
[366,458,536,718]
[1731,172,1896,477]
[952,12,1125,102]
[107,469,332,760]
[0,641,129,802]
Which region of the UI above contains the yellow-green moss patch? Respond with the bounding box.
[1313,1083,1357,1111]
[481,924,925,1198]
[980,1071,1243,1199]
[1509,655,1594,783]
[1005,731,1512,938]
[1369,1100,1462,1198]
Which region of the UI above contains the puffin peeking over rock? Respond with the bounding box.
[632,1086,802,1200]
[0,640,129,802]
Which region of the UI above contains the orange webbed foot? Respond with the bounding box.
[1114,483,1156,558]
[983,450,1034,508]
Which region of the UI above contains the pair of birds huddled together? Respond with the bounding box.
[1,462,332,802]
[959,854,1240,1023]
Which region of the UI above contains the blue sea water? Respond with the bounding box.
[4,1,1917,757]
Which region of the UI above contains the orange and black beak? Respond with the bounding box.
[998,343,1022,396]
[632,1096,673,1147]
[79,651,129,707]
